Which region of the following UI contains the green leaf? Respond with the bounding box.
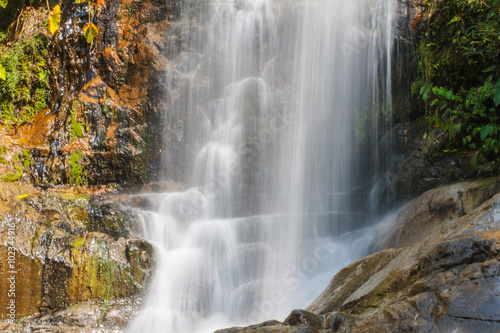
[0,0,7,8]
[445,90,454,100]
[483,65,497,73]
[480,124,493,141]
[49,5,61,35]
[423,90,428,101]
[494,79,500,92]
[494,93,500,107]
[454,123,461,134]
[82,23,98,44]
[0,63,5,81]
[39,71,46,82]
[494,79,500,106]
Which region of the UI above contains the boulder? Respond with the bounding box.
[0,183,153,320]
[220,179,500,332]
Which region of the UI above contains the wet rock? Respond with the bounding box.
[0,183,153,320]
[215,320,282,333]
[0,0,178,190]
[215,319,318,333]
[0,298,142,332]
[283,309,324,328]
[220,180,500,333]
[392,118,480,202]
[382,177,500,248]
[324,312,354,332]
[312,182,500,332]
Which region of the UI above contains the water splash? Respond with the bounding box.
[127,0,396,331]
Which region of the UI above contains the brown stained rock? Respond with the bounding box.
[0,299,142,331]
[17,111,56,151]
[0,247,43,318]
[0,0,175,189]
[0,183,153,320]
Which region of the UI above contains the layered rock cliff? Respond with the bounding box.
[0,0,178,329]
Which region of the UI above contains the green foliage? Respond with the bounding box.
[0,147,8,164]
[0,63,5,80]
[88,238,116,301]
[417,0,500,172]
[0,0,7,9]
[69,150,87,186]
[423,0,500,87]
[71,121,84,140]
[102,99,112,119]
[0,34,50,126]
[69,104,85,140]
[421,77,500,168]
[22,148,33,169]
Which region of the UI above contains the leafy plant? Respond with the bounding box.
[74,0,99,43]
[417,0,500,172]
[22,148,33,169]
[421,76,500,166]
[48,4,61,35]
[83,23,98,44]
[0,34,50,125]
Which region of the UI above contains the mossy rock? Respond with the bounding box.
[0,183,153,319]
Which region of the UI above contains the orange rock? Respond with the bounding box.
[60,137,90,154]
[411,11,422,34]
[17,111,55,150]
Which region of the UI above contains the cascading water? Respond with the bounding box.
[127,0,396,332]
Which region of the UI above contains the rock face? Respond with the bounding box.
[0,299,142,332]
[392,119,480,203]
[0,0,172,328]
[218,179,500,332]
[1,0,178,190]
[0,183,153,322]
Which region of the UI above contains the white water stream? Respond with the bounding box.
[127,0,396,331]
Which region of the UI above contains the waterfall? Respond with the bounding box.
[127,0,396,332]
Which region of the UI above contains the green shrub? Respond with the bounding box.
[0,34,50,125]
[418,0,500,172]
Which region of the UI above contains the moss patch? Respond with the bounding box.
[0,31,50,125]
[69,150,87,186]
